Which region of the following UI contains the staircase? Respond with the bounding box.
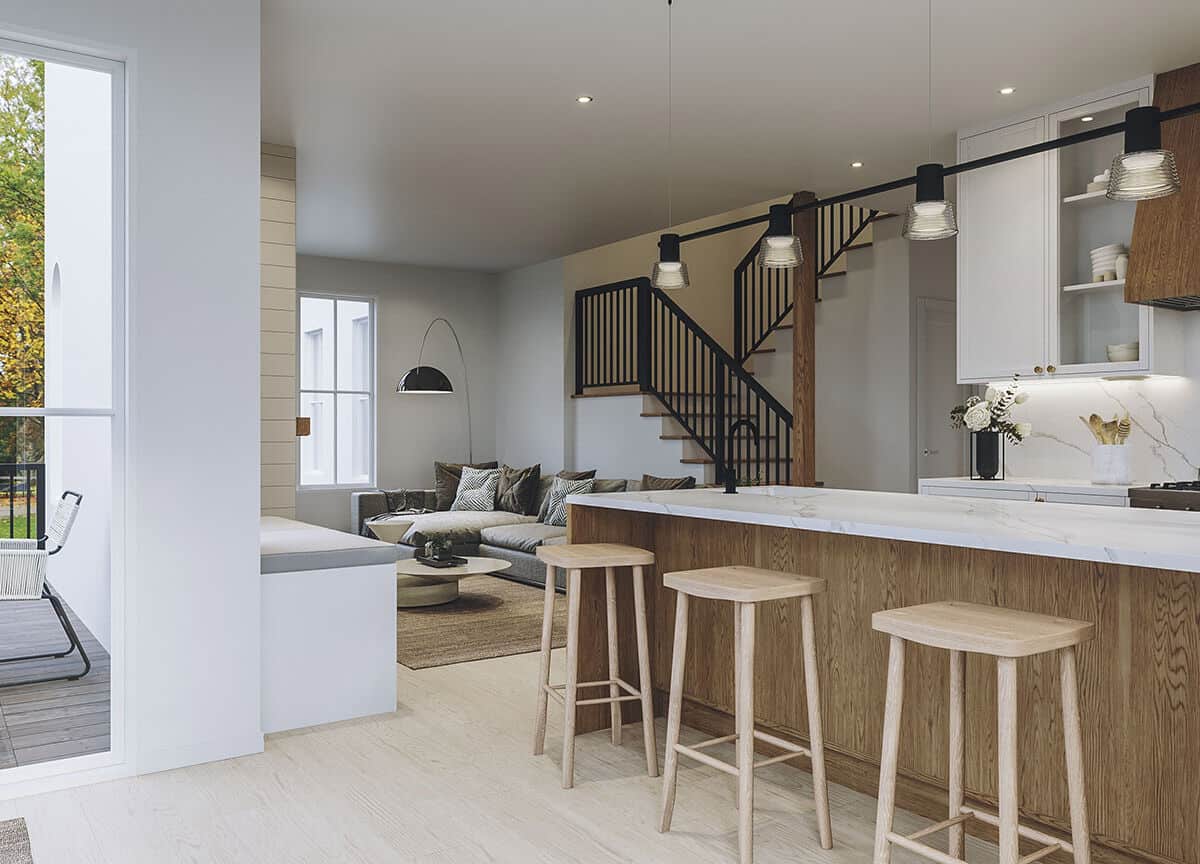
[573,200,888,485]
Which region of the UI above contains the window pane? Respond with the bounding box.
[1,55,114,410]
[336,393,371,485]
[299,297,334,390]
[299,391,334,486]
[336,299,371,391]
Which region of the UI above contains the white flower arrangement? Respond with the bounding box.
[950,375,1031,445]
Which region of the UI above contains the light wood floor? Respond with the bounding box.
[0,597,108,768]
[0,650,996,863]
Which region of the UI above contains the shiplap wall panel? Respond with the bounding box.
[261,144,297,518]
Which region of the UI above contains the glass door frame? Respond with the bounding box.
[0,33,128,788]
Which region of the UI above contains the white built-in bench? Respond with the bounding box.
[260,516,399,733]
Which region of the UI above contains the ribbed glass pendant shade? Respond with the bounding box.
[903,163,958,240]
[756,204,803,269]
[651,260,689,290]
[652,233,689,290]
[903,199,958,240]
[757,235,803,269]
[1106,150,1181,201]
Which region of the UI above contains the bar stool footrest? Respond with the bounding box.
[884,808,1072,864]
[543,678,644,707]
[672,726,812,775]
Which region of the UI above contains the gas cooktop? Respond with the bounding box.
[1130,481,1200,510]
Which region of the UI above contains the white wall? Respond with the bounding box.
[571,396,706,484]
[295,255,499,531]
[495,259,567,474]
[43,62,113,650]
[4,0,264,775]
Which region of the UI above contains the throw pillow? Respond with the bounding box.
[497,464,541,515]
[641,474,697,491]
[592,479,628,494]
[543,477,594,527]
[450,466,500,512]
[434,460,498,511]
[537,469,598,522]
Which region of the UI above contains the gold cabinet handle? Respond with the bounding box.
[1047,364,1057,374]
[1034,366,1044,374]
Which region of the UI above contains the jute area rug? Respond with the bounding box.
[397,575,566,670]
[0,819,32,864]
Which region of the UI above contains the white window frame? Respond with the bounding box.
[296,292,377,490]
[0,34,129,791]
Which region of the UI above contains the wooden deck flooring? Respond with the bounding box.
[0,595,109,768]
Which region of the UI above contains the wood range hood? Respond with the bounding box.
[1126,63,1200,309]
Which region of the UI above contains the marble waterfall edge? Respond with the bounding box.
[565,486,1200,574]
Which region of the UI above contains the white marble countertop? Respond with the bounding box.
[565,485,1200,574]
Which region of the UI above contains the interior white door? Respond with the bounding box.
[917,298,968,480]
[957,116,1047,383]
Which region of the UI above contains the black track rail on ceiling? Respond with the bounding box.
[676,100,1200,245]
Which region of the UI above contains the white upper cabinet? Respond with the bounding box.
[957,117,1046,382]
[956,77,1183,385]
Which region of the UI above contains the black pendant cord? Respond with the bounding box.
[677,99,1200,245]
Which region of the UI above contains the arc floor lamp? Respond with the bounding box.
[396,317,473,463]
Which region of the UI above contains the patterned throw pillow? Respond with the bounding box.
[543,477,594,527]
[450,466,500,512]
[536,470,597,521]
[434,460,499,510]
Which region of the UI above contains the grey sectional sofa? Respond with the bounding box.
[351,477,650,591]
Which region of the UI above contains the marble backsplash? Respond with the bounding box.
[1002,318,1200,484]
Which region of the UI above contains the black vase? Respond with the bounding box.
[974,431,1001,480]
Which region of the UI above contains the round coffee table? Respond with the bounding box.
[395,556,512,608]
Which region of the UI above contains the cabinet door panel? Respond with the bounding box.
[957,117,1047,383]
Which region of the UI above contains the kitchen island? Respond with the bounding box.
[564,486,1200,864]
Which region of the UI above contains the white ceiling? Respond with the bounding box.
[262,0,1200,272]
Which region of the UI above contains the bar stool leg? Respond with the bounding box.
[736,601,757,864]
[948,649,966,860]
[561,568,582,789]
[800,595,832,850]
[872,635,906,864]
[632,565,659,777]
[605,567,622,747]
[1060,646,1091,864]
[997,657,1019,864]
[659,591,690,833]
[532,563,557,756]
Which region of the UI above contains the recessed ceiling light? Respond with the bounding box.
[851,161,864,168]
[1081,115,1094,122]
[576,95,594,104]
[998,86,1015,95]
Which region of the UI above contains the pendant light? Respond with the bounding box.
[902,0,958,241]
[757,203,803,269]
[652,0,689,290]
[1106,106,1181,201]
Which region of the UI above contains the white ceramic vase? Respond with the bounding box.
[1091,444,1130,485]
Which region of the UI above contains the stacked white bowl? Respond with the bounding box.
[1090,243,1126,281]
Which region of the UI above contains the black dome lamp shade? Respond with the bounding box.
[396,365,453,394]
[396,317,473,462]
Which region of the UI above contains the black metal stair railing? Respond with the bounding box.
[574,277,793,486]
[733,201,880,363]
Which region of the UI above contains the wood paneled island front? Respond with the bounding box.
[564,486,1200,864]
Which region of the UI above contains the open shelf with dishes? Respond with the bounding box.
[1051,90,1147,370]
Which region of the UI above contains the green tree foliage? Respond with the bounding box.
[0,55,44,461]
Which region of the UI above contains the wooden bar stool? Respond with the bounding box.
[871,601,1094,864]
[532,543,658,789]
[659,566,832,864]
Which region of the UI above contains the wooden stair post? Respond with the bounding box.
[791,191,817,486]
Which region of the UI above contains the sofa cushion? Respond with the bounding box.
[497,464,541,515]
[641,473,697,491]
[401,510,535,547]
[544,477,594,527]
[451,466,500,511]
[434,461,499,511]
[381,488,436,513]
[479,521,568,554]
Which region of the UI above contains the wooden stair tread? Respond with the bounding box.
[641,412,751,419]
[749,347,776,355]
[660,433,778,441]
[573,385,642,398]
